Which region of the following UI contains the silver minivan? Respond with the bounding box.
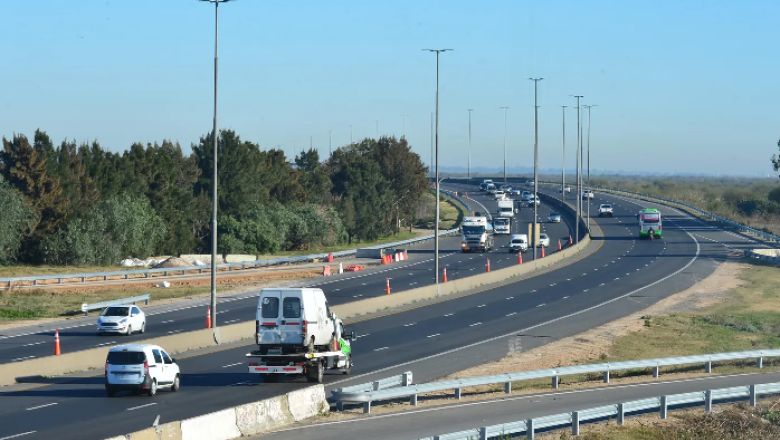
[105,344,180,397]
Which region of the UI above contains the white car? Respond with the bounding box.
[509,188,523,196]
[494,190,506,200]
[582,190,595,199]
[537,233,550,248]
[97,305,146,335]
[509,234,528,253]
[105,344,181,397]
[559,186,571,193]
[598,204,614,217]
[547,212,562,223]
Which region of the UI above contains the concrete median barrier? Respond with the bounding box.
[235,395,292,435]
[181,408,241,440]
[286,384,328,421]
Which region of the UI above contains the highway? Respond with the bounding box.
[0,187,572,365]
[0,183,769,440]
[259,372,780,440]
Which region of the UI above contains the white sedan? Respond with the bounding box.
[538,233,550,248]
[97,305,146,335]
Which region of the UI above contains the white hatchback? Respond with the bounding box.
[538,233,550,248]
[105,344,180,397]
[97,305,146,335]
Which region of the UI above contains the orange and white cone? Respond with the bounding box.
[518,253,523,265]
[558,239,562,251]
[442,267,448,283]
[541,246,546,258]
[205,307,212,328]
[569,235,573,246]
[486,259,491,272]
[386,277,391,295]
[54,329,61,356]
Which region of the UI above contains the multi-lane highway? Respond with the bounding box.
[1,183,770,440]
[0,188,572,365]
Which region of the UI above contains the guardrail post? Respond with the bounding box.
[58,278,62,284]
[34,279,38,286]
[478,427,487,440]
[145,297,149,306]
[705,361,712,373]
[242,263,246,270]
[552,376,559,389]
[125,274,129,279]
[199,268,203,274]
[653,366,660,378]
[750,384,757,406]
[660,396,668,419]
[617,403,625,425]
[572,411,580,435]
[505,381,512,394]
[336,401,344,411]
[402,372,412,386]
[82,277,86,282]
[526,419,534,440]
[455,387,462,399]
[363,402,371,414]
[164,271,169,276]
[705,390,713,412]
[604,371,610,383]
[757,357,763,369]
[410,394,418,406]
[372,381,380,391]
[145,273,149,278]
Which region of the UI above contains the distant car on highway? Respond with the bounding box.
[582,190,594,199]
[105,344,180,397]
[509,188,523,196]
[494,190,506,200]
[547,212,562,223]
[559,186,571,193]
[598,204,614,217]
[97,305,146,336]
[538,233,550,248]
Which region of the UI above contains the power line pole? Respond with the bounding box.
[500,107,509,186]
[529,78,543,260]
[584,104,597,232]
[197,0,230,329]
[468,109,473,181]
[571,95,584,245]
[423,48,452,287]
[430,112,434,179]
[561,106,567,208]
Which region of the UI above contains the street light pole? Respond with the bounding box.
[529,78,543,260]
[423,48,452,286]
[198,0,230,329]
[561,106,567,208]
[468,109,473,181]
[571,95,583,245]
[500,107,509,186]
[430,112,434,179]
[584,104,597,232]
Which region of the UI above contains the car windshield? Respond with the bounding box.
[641,213,660,223]
[512,239,525,244]
[550,212,560,217]
[602,205,612,209]
[540,234,548,239]
[102,307,129,317]
[107,351,146,365]
[494,218,509,225]
[463,225,486,234]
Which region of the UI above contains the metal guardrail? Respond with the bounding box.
[335,371,413,411]
[81,293,151,316]
[423,381,780,440]
[332,349,780,413]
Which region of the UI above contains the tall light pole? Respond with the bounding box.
[584,104,597,232]
[430,112,434,179]
[561,106,567,208]
[198,0,230,329]
[467,109,473,181]
[500,107,509,186]
[529,78,543,260]
[571,95,584,244]
[423,48,452,286]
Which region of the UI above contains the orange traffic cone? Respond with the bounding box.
[333,338,340,351]
[486,259,491,272]
[569,235,573,246]
[327,253,334,263]
[205,306,212,328]
[518,253,523,265]
[541,246,546,258]
[404,251,408,260]
[465,192,469,199]
[54,329,61,356]
[558,239,562,251]
[386,277,391,295]
[442,267,448,282]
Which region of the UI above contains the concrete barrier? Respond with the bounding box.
[106,385,326,440]
[181,408,241,440]
[286,384,328,421]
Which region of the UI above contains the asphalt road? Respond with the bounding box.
[259,372,780,440]
[0,187,571,366]
[1,183,770,440]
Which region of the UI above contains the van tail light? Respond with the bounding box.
[302,319,308,335]
[143,361,149,376]
[105,362,108,376]
[659,225,662,230]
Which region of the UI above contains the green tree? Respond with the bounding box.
[295,148,331,204]
[773,139,780,177]
[0,176,36,264]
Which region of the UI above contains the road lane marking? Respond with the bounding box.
[0,432,37,440]
[127,403,157,411]
[506,297,514,300]
[22,341,45,347]
[477,304,486,308]
[222,362,243,368]
[94,341,117,347]
[374,347,389,352]
[427,334,440,338]
[506,312,517,317]
[25,403,57,411]
[469,322,482,327]
[563,296,569,299]
[536,303,546,308]
[404,323,416,327]
[12,356,35,362]
[444,313,454,317]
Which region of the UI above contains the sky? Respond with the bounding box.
[1,0,778,177]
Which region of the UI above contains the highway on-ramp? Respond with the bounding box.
[1,183,764,440]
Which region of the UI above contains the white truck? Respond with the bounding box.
[493,217,511,235]
[248,288,354,383]
[497,199,514,218]
[461,216,494,252]
[480,179,494,191]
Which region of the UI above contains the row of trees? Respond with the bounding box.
[0,130,429,265]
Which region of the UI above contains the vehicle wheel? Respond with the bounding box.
[106,386,115,397]
[342,355,352,375]
[307,360,324,383]
[307,338,315,354]
[147,380,157,396]
[126,325,133,336]
[171,374,180,392]
[140,322,146,334]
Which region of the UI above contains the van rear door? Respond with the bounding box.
[257,290,282,344]
[280,292,303,345]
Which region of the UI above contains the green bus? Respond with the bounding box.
[637,208,662,239]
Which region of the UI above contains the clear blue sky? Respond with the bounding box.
[2,0,778,176]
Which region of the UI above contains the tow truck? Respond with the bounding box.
[247,314,354,383]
